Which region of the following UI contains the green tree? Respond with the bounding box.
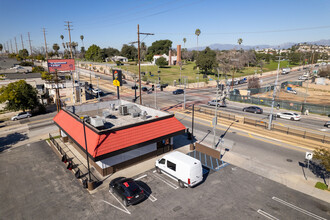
[102,47,120,58]
[313,147,330,172]
[52,43,60,56]
[80,35,84,47]
[85,44,104,62]
[155,57,167,67]
[0,80,39,112]
[121,44,137,60]
[195,47,216,73]
[32,66,45,73]
[0,43,3,53]
[237,38,243,50]
[18,49,29,61]
[195,29,201,49]
[147,40,172,56]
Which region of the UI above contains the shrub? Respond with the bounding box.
[315,182,328,190]
[32,66,45,73]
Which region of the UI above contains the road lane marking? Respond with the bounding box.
[272,197,327,220]
[153,173,178,189]
[248,133,253,138]
[277,122,284,126]
[134,174,147,181]
[257,209,279,220]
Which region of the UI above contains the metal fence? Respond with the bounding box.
[243,118,330,144]
[186,106,236,121]
[229,95,330,115]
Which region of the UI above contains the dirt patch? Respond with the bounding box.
[256,82,330,105]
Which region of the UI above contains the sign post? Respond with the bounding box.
[305,152,313,169]
[112,70,122,99]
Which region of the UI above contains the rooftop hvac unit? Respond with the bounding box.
[90,117,104,128]
[110,103,115,111]
[119,105,128,115]
[131,112,139,118]
[140,110,147,120]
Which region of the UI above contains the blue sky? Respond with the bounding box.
[1,0,330,51]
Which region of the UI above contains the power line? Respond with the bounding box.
[154,25,330,36]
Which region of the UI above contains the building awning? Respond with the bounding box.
[53,110,186,161]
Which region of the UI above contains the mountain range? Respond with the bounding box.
[189,39,330,51]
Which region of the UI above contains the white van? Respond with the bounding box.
[155,151,203,188]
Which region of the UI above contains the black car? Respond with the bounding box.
[242,106,263,114]
[173,89,184,95]
[109,177,145,207]
[142,87,148,92]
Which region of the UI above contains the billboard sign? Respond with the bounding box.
[47,59,75,73]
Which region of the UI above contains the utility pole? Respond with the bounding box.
[54,69,61,112]
[302,51,314,114]
[154,80,157,109]
[28,32,33,59]
[6,42,9,53]
[10,40,13,53]
[137,24,154,105]
[268,56,281,130]
[20,34,24,50]
[213,82,219,148]
[43,28,48,60]
[65,21,73,59]
[14,37,18,54]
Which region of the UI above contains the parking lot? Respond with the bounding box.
[1,141,329,219]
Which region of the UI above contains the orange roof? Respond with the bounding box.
[53,110,186,160]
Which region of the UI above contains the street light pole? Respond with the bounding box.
[213,82,219,148]
[82,119,92,182]
[268,56,281,130]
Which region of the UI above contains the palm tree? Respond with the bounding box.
[195,29,201,50]
[183,38,187,48]
[80,35,84,47]
[237,38,243,51]
[71,42,78,56]
[52,43,60,56]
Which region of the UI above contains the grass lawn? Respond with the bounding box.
[117,60,299,84]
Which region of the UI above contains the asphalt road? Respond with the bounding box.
[0,141,329,219]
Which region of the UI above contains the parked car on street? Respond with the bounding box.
[142,87,148,92]
[298,76,308,80]
[109,177,145,207]
[277,112,301,121]
[208,99,226,107]
[324,121,330,128]
[242,106,263,114]
[285,89,297,94]
[173,89,184,95]
[11,112,32,121]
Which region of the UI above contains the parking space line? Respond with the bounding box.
[257,209,279,220]
[103,192,131,215]
[139,186,157,202]
[272,197,327,220]
[134,174,147,181]
[153,173,179,190]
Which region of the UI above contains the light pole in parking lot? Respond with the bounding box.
[268,56,282,130]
